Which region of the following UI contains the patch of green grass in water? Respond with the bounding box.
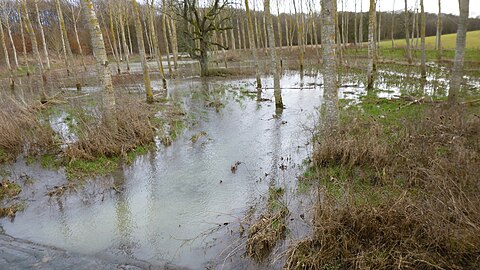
[66,156,119,180]
[125,145,153,165]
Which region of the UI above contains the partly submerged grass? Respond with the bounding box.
[286,98,480,269]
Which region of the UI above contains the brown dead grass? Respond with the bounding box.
[285,104,480,269]
[0,99,55,161]
[64,96,155,161]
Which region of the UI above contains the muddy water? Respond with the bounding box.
[0,71,437,268]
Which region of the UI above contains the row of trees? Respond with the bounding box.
[0,0,473,123]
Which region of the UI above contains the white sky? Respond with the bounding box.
[237,0,480,18]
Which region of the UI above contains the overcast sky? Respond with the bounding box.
[239,0,479,18]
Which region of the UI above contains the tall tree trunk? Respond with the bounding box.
[377,0,381,49]
[264,0,283,111]
[18,4,29,75]
[161,2,173,75]
[57,0,70,76]
[0,16,14,89]
[108,1,121,74]
[448,0,469,104]
[354,0,358,45]
[4,18,19,69]
[168,18,179,70]
[420,0,426,78]
[320,0,339,128]
[391,0,395,48]
[293,0,304,74]
[119,9,130,72]
[367,0,376,89]
[132,0,154,103]
[71,5,87,71]
[436,0,442,61]
[34,0,50,70]
[276,0,282,47]
[21,0,47,103]
[404,0,412,64]
[236,19,243,50]
[148,0,167,90]
[245,0,262,90]
[82,0,116,130]
[359,1,363,45]
[127,17,134,55]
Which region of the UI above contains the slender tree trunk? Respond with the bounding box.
[71,5,87,71]
[263,12,268,49]
[354,0,358,45]
[18,4,29,75]
[404,0,412,64]
[391,0,395,48]
[82,0,116,131]
[148,0,167,90]
[236,19,242,50]
[377,1,381,49]
[21,0,47,103]
[4,18,19,69]
[264,0,282,111]
[448,0,469,104]
[34,0,50,70]
[161,2,173,75]
[359,1,363,45]
[127,18,134,55]
[57,1,70,76]
[0,17,14,89]
[168,18,179,70]
[436,0,442,61]
[367,0,376,89]
[284,16,289,48]
[107,2,121,74]
[276,0,282,47]
[119,10,130,72]
[420,0,426,78]
[320,0,339,128]
[132,0,154,103]
[245,0,262,90]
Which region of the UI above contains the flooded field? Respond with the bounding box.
[0,65,478,269]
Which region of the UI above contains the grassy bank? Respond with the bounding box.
[379,30,480,50]
[285,96,480,269]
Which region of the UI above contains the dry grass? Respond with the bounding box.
[64,96,155,161]
[0,99,55,161]
[285,104,480,269]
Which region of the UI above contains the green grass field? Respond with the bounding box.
[379,30,480,50]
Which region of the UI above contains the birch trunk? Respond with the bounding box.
[71,5,87,71]
[391,0,395,48]
[21,0,47,103]
[0,17,14,89]
[245,0,261,90]
[161,2,173,75]
[56,0,70,76]
[404,0,412,64]
[436,0,442,61]
[119,9,130,71]
[148,0,167,90]
[34,0,50,70]
[18,4,29,74]
[367,0,376,89]
[320,0,339,128]
[108,2,121,74]
[4,18,19,69]
[264,0,283,111]
[359,1,363,45]
[168,18,178,70]
[82,0,116,130]
[132,0,154,103]
[420,0,426,78]
[276,0,282,47]
[354,0,357,45]
[448,0,469,104]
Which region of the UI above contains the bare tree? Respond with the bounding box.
[174,0,231,77]
[34,0,50,70]
[0,1,19,69]
[436,0,442,61]
[132,0,154,103]
[367,0,376,89]
[82,0,116,130]
[0,12,14,89]
[320,0,339,128]
[265,0,283,111]
[21,0,47,103]
[245,0,261,90]
[148,0,167,90]
[448,0,469,104]
[404,0,412,64]
[420,0,426,78]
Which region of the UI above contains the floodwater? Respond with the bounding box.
[0,70,457,268]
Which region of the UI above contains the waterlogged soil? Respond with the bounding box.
[0,68,468,269]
